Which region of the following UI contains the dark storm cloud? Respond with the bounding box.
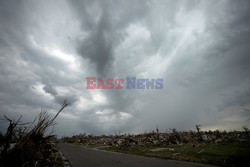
[43,85,78,105]
[77,5,113,75]
[0,0,250,135]
[70,0,149,76]
[43,85,58,96]
[0,0,84,129]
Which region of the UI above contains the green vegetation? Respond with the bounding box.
[100,142,250,167]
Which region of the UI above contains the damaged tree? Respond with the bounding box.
[0,100,68,167]
[1,115,23,156]
[195,125,203,142]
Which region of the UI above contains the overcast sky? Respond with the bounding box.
[0,0,250,136]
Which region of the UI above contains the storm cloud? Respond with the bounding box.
[0,0,250,136]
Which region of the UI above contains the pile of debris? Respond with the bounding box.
[62,126,250,148]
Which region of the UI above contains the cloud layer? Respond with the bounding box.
[0,0,250,136]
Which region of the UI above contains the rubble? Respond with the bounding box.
[62,128,250,148]
[173,153,181,156]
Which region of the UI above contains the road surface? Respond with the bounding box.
[58,143,214,167]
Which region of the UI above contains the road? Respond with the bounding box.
[58,143,213,167]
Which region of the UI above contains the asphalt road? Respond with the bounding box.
[58,143,215,167]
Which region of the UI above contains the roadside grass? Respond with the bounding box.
[51,147,65,167]
[98,142,250,167]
